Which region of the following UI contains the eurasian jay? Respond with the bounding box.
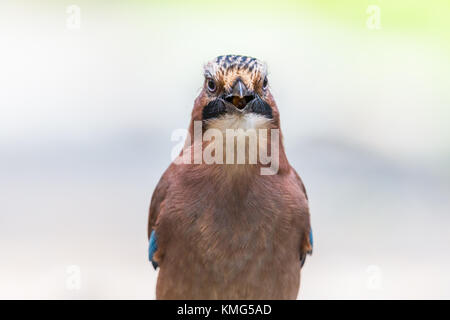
[148,55,312,299]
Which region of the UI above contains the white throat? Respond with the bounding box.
[205,113,272,132]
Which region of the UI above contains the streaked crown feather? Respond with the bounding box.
[204,55,267,91]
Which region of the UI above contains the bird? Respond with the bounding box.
[148,55,313,299]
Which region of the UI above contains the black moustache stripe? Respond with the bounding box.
[202,97,273,120]
[247,97,273,118]
[202,99,227,120]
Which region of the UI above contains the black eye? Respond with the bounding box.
[207,79,216,92]
[262,77,268,90]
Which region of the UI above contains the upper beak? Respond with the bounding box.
[225,80,254,110]
[231,80,248,98]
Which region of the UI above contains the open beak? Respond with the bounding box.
[203,80,273,120]
[225,80,255,110]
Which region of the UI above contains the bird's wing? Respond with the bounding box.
[148,166,171,239]
[148,165,173,269]
[301,229,313,267]
[149,230,158,269]
[291,168,313,267]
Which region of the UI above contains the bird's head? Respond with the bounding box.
[190,55,280,132]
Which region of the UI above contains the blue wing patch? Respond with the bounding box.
[300,228,313,267]
[149,230,158,270]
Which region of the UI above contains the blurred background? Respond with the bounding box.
[1,0,449,299]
